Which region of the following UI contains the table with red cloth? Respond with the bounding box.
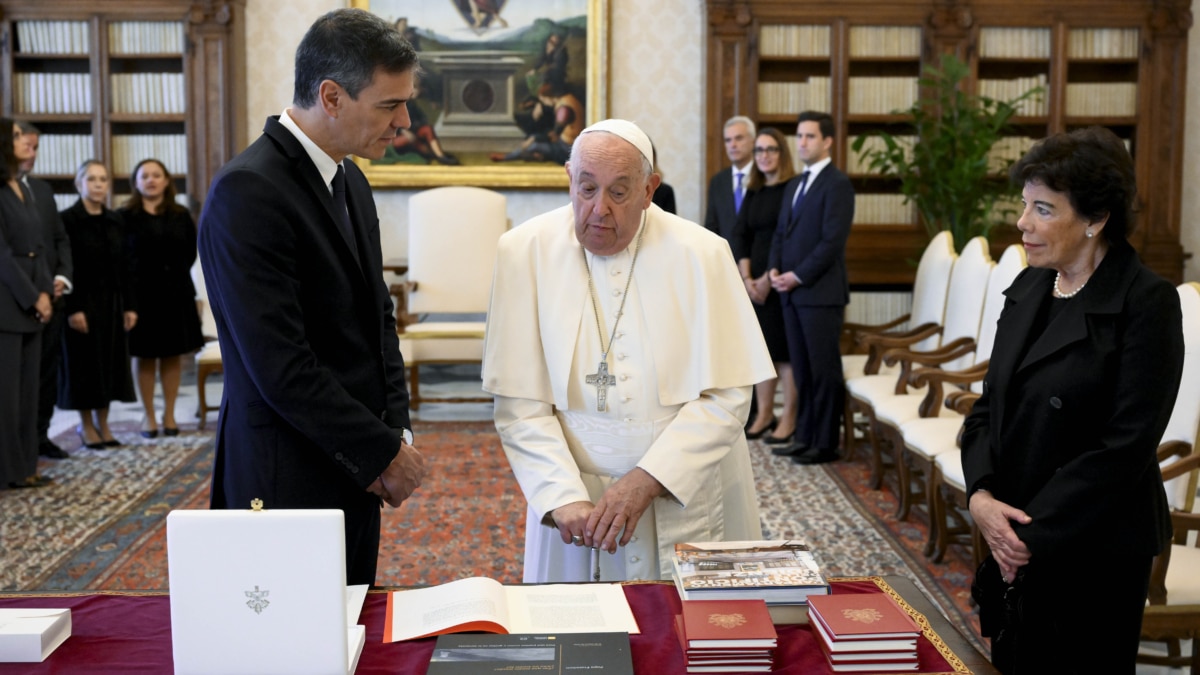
[0,576,997,674]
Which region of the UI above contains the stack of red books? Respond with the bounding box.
[807,594,922,672]
[673,599,777,673]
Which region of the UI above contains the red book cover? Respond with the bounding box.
[679,599,778,649]
[811,610,919,653]
[807,593,921,640]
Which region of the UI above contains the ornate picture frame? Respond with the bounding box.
[349,0,608,189]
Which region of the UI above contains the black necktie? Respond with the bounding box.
[331,165,361,265]
[791,170,811,217]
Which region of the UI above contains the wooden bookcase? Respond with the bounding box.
[706,0,1191,285]
[0,0,246,212]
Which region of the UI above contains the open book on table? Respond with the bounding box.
[383,577,641,642]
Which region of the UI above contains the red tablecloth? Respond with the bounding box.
[0,579,972,674]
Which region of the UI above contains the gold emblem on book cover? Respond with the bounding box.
[708,613,747,629]
[842,608,884,624]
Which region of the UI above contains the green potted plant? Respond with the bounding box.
[851,53,1042,251]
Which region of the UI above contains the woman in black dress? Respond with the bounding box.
[0,118,53,489]
[59,160,138,448]
[120,159,203,438]
[731,128,798,443]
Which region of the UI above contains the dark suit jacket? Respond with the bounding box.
[197,116,411,518]
[768,164,855,307]
[0,182,51,332]
[962,241,1182,561]
[704,167,740,241]
[27,176,72,286]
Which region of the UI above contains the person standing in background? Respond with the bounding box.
[58,160,138,450]
[703,116,755,242]
[768,111,854,465]
[16,121,74,459]
[0,117,54,490]
[119,158,203,439]
[198,8,425,585]
[732,128,799,445]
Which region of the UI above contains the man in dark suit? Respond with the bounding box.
[197,8,426,586]
[703,116,755,242]
[768,111,855,465]
[18,122,74,459]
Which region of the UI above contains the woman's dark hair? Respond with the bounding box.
[293,8,419,108]
[0,118,18,183]
[1010,126,1137,243]
[746,127,797,192]
[125,158,185,215]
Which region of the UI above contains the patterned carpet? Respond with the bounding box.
[0,419,984,654]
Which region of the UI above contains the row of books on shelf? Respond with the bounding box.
[853,194,917,226]
[845,135,915,175]
[978,75,1049,115]
[32,135,94,177]
[111,135,188,177]
[108,22,185,55]
[110,73,187,115]
[757,79,831,116]
[847,26,922,59]
[15,21,90,55]
[1065,82,1137,117]
[1068,28,1139,60]
[847,77,918,115]
[808,593,922,672]
[14,73,92,115]
[978,27,1052,59]
[759,25,830,58]
[987,136,1038,172]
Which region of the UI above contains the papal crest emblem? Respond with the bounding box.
[708,613,748,629]
[842,607,884,624]
[245,585,270,614]
[451,0,509,34]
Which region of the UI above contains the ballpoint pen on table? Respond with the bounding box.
[591,547,600,582]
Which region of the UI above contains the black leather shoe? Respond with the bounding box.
[163,427,180,437]
[141,429,159,439]
[39,441,70,459]
[771,442,810,457]
[764,431,794,445]
[744,418,777,440]
[103,439,124,448]
[791,448,839,465]
[77,428,106,450]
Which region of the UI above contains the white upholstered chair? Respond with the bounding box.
[846,237,991,495]
[191,259,222,429]
[399,186,507,409]
[1141,281,1200,671]
[842,231,957,459]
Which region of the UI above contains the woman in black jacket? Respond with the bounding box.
[58,160,137,448]
[963,126,1184,673]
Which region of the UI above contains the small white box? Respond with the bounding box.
[0,608,71,662]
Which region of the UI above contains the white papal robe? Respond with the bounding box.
[482,204,775,582]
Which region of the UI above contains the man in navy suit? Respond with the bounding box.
[197,9,426,585]
[768,111,855,465]
[703,116,755,242]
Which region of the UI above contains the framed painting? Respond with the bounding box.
[349,0,608,189]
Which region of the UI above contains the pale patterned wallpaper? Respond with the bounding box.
[243,0,1198,279]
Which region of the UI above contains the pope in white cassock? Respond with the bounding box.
[482,119,776,583]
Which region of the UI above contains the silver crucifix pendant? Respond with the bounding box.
[585,359,617,412]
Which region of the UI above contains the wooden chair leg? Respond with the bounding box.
[921,459,941,558]
[864,409,887,490]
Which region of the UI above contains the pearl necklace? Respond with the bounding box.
[1053,271,1087,299]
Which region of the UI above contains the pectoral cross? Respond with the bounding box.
[585,359,617,412]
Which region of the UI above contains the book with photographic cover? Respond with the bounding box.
[671,540,830,604]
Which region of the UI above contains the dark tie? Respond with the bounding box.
[331,165,360,265]
[791,170,811,217]
[734,171,745,213]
